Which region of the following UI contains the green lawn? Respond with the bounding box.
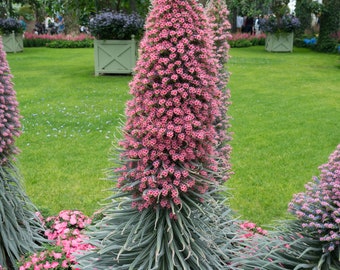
[6,46,340,226]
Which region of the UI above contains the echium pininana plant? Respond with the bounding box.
[76,0,240,269]
[205,0,232,184]
[0,36,46,270]
[230,145,340,269]
[287,144,340,265]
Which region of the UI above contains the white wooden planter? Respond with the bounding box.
[1,32,23,53]
[265,32,294,52]
[94,37,137,75]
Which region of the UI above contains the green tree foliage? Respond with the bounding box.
[95,0,150,14]
[316,0,340,52]
[294,0,313,38]
[225,0,272,32]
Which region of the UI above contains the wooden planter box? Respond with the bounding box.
[265,32,294,52]
[1,32,23,53]
[94,38,138,76]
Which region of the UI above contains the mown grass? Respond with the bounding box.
[227,47,340,226]
[7,48,131,216]
[6,46,340,226]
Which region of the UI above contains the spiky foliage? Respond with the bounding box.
[78,188,240,269]
[230,144,340,269]
[230,219,340,269]
[205,0,232,184]
[76,0,240,269]
[0,36,46,270]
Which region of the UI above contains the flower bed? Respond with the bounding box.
[23,33,94,48]
[17,210,95,269]
[228,33,266,47]
[23,32,266,49]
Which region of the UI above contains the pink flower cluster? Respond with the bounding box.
[0,37,21,165]
[206,0,232,70]
[115,0,221,210]
[289,144,340,252]
[18,210,94,269]
[24,32,93,42]
[205,0,233,183]
[44,210,94,260]
[19,247,71,270]
[240,221,268,238]
[229,32,266,41]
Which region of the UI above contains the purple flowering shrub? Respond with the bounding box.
[231,144,340,269]
[0,18,25,35]
[0,37,46,270]
[0,37,21,165]
[289,144,340,252]
[260,14,301,33]
[88,11,144,40]
[205,0,232,183]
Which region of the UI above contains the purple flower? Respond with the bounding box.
[0,37,21,165]
[260,14,301,33]
[0,18,24,35]
[289,144,340,252]
[89,11,144,40]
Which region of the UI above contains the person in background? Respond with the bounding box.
[254,15,261,35]
[57,14,65,33]
[19,16,26,32]
[236,14,244,33]
[244,16,254,34]
[45,15,54,33]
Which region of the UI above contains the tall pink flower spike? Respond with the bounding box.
[116,0,223,211]
[0,36,21,165]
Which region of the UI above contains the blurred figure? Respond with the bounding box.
[57,14,65,33]
[19,16,26,32]
[236,14,244,33]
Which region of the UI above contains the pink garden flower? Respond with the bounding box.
[240,221,268,238]
[18,210,94,269]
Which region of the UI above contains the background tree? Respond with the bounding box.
[225,0,272,32]
[294,0,313,38]
[95,0,150,13]
[315,0,340,52]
